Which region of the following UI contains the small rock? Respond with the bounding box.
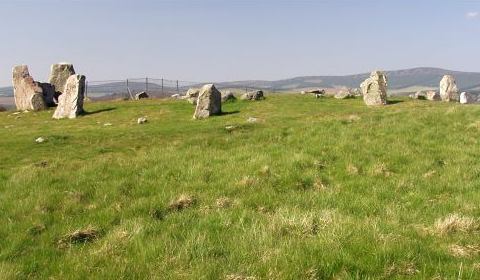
[460,92,476,104]
[35,137,46,143]
[225,125,236,131]
[103,123,112,126]
[137,117,148,124]
[426,91,441,101]
[221,91,237,103]
[135,91,149,100]
[241,90,264,101]
[247,117,258,123]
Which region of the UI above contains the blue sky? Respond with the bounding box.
[0,0,479,86]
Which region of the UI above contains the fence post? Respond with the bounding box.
[176,80,179,95]
[126,79,130,100]
[145,77,148,93]
[161,78,164,96]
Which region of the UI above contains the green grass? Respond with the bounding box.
[1,95,480,279]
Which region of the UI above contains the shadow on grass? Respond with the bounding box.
[220,110,240,116]
[83,107,116,116]
[388,100,404,105]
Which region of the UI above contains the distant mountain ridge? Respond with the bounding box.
[1,67,480,97]
[219,67,480,93]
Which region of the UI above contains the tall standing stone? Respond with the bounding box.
[12,65,46,111]
[48,63,76,96]
[439,75,459,102]
[360,71,388,106]
[53,75,86,119]
[193,84,222,119]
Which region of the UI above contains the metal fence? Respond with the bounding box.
[85,77,264,101]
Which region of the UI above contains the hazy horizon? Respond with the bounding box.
[1,0,479,87]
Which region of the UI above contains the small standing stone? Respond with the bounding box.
[221,91,237,103]
[53,75,86,119]
[460,92,475,104]
[426,91,441,101]
[241,90,264,101]
[185,88,200,105]
[360,71,388,106]
[135,91,149,100]
[193,84,222,119]
[30,92,47,111]
[334,89,355,99]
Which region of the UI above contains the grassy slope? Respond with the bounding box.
[0,95,480,279]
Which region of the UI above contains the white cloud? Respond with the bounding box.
[466,12,479,19]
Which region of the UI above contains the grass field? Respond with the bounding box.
[1,94,480,279]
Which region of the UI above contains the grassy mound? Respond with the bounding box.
[1,95,480,279]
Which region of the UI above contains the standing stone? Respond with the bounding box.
[460,92,475,104]
[12,65,44,111]
[439,75,459,102]
[53,75,86,119]
[48,63,76,96]
[193,84,221,119]
[360,71,388,106]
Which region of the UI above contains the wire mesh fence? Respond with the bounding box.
[85,77,265,101]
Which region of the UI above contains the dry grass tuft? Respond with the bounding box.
[448,244,480,258]
[384,262,419,277]
[168,194,196,212]
[225,274,257,280]
[372,162,393,177]
[270,209,335,236]
[238,176,258,187]
[59,226,99,246]
[216,197,233,209]
[346,164,359,175]
[435,214,479,234]
[423,170,437,178]
[313,178,327,192]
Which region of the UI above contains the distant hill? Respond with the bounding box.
[219,67,480,93]
[1,67,479,99]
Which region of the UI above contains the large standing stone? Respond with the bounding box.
[193,84,221,119]
[12,65,45,111]
[53,75,86,119]
[360,71,388,106]
[439,75,459,102]
[460,92,475,104]
[48,63,76,95]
